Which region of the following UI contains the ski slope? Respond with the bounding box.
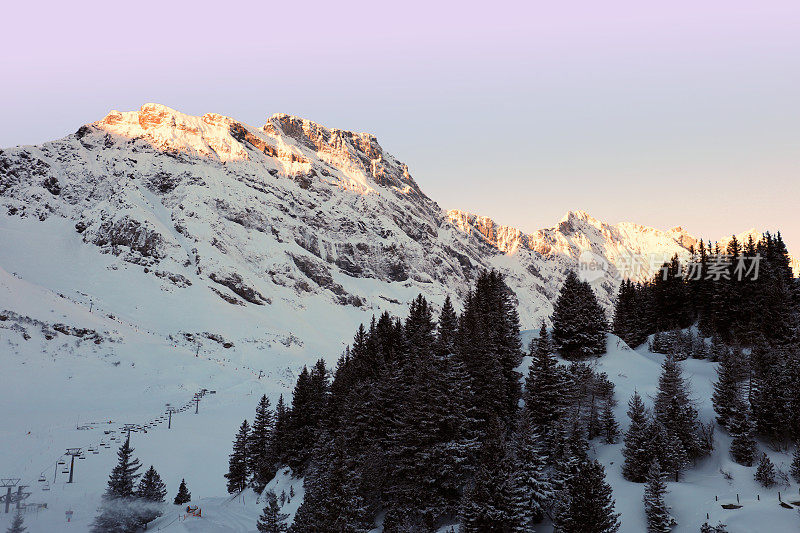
[3,307,800,531]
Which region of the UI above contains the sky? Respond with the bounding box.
[2,0,798,250]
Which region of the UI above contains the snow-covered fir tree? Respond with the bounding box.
[6,512,26,533]
[257,490,289,533]
[511,411,554,527]
[249,395,276,491]
[524,320,564,427]
[133,465,166,525]
[648,421,689,483]
[436,295,459,356]
[554,457,620,533]
[654,356,702,461]
[600,398,619,444]
[551,271,608,359]
[712,349,742,428]
[643,460,675,532]
[754,453,776,487]
[728,401,757,467]
[289,433,369,533]
[459,418,521,533]
[136,465,167,502]
[173,479,191,505]
[622,391,652,482]
[226,419,251,494]
[612,279,638,347]
[104,436,142,499]
[271,394,290,466]
[90,437,150,533]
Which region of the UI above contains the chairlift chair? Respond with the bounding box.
[42,483,50,491]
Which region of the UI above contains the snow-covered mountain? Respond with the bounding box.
[3,102,773,343]
[1,104,798,532]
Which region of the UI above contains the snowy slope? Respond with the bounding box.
[1,105,798,531]
[593,336,800,533]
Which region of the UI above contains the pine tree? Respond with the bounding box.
[133,466,166,525]
[226,420,250,494]
[712,349,741,428]
[622,392,652,482]
[643,460,675,533]
[551,271,608,359]
[650,255,692,332]
[105,436,142,499]
[290,434,369,533]
[91,437,148,533]
[6,512,25,533]
[271,394,290,465]
[173,479,191,505]
[250,395,276,490]
[654,356,701,460]
[459,418,521,533]
[257,490,289,533]
[613,279,647,348]
[658,425,689,483]
[436,295,459,356]
[511,411,554,527]
[137,465,167,502]
[790,443,800,483]
[524,320,564,427]
[600,398,619,444]
[728,403,757,467]
[284,360,329,471]
[754,453,775,487]
[458,270,523,431]
[554,457,621,533]
[587,394,602,441]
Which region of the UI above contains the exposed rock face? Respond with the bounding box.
[0,104,490,325]
[448,209,692,282]
[1,103,792,333]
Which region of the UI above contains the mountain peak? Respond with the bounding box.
[85,104,423,197]
[96,103,247,161]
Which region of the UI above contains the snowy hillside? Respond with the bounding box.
[592,337,800,533]
[1,104,798,532]
[4,320,798,532]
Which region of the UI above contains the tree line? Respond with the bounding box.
[90,436,192,533]
[613,232,797,348]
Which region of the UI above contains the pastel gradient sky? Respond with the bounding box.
[2,1,798,249]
